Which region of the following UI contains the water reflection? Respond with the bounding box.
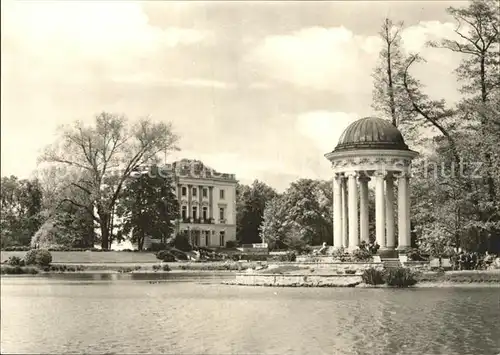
[1,276,499,355]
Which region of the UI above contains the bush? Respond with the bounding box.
[385,267,418,287]
[1,265,39,274]
[162,252,176,262]
[231,253,268,261]
[2,246,30,251]
[225,240,238,248]
[173,232,193,252]
[35,249,52,267]
[352,248,373,262]
[345,269,356,275]
[24,249,38,265]
[361,268,385,285]
[156,250,167,260]
[7,256,25,266]
[24,249,52,267]
[162,264,171,272]
[331,247,351,262]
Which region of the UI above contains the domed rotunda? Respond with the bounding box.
[324,117,418,252]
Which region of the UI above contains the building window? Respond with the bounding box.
[205,231,210,246]
[192,206,198,220]
[181,206,187,219]
[202,188,208,198]
[219,231,225,247]
[192,187,197,197]
[181,186,187,196]
[219,207,225,221]
[219,189,225,199]
[202,206,208,220]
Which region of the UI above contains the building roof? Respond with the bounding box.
[333,117,409,152]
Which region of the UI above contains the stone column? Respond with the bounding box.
[208,186,214,220]
[385,174,396,249]
[187,184,192,219]
[333,174,343,249]
[375,172,386,248]
[341,176,348,248]
[398,173,411,250]
[359,175,370,244]
[347,172,359,249]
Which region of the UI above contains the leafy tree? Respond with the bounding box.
[35,165,95,248]
[39,112,178,249]
[260,179,333,249]
[1,176,43,247]
[395,0,500,254]
[116,165,179,250]
[236,180,277,244]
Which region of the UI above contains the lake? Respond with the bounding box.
[2,273,499,354]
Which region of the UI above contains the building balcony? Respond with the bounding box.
[180,217,215,224]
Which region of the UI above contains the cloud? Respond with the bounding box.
[112,74,235,89]
[247,21,463,101]
[248,26,381,93]
[1,0,212,83]
[296,111,358,153]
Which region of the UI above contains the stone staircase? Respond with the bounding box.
[381,258,402,270]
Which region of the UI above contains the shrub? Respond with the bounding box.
[35,249,52,267]
[7,256,25,266]
[361,268,385,285]
[385,267,418,288]
[345,269,356,275]
[231,253,268,261]
[225,240,238,248]
[352,248,373,262]
[1,265,39,274]
[173,232,193,252]
[2,246,31,251]
[162,264,171,272]
[24,249,38,265]
[162,252,176,262]
[24,249,52,267]
[156,250,167,260]
[332,247,351,262]
[152,265,161,271]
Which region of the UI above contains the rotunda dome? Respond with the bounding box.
[334,117,408,151]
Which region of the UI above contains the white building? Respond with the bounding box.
[169,159,237,248]
[94,159,238,250]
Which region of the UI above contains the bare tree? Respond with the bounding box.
[372,18,416,128]
[40,112,179,249]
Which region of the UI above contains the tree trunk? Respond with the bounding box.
[138,230,144,251]
[99,212,110,250]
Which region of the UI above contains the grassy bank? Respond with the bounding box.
[0,260,264,275]
[1,251,158,264]
[417,270,500,283]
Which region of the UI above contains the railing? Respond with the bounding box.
[180,218,215,224]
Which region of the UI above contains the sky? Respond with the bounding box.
[1,0,468,191]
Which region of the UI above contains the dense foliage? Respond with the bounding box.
[361,268,386,285]
[384,268,418,288]
[23,249,53,267]
[373,0,500,254]
[236,180,278,244]
[1,176,43,248]
[116,165,179,250]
